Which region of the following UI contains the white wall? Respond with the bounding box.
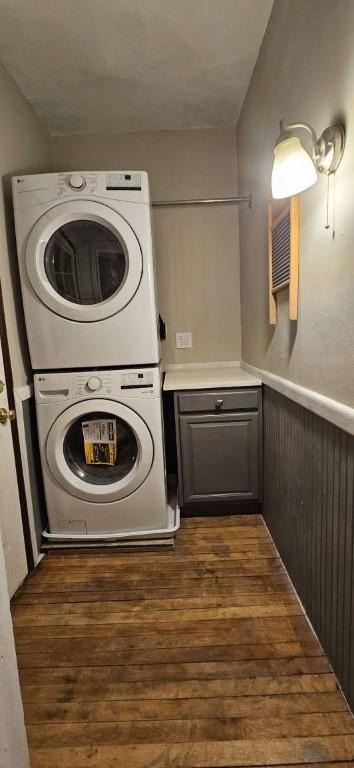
[51,128,241,364]
[238,0,354,407]
[0,62,50,387]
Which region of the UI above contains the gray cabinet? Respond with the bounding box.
[174,387,262,507]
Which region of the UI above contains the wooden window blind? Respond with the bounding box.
[268,195,299,324]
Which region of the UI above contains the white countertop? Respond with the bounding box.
[163,364,262,391]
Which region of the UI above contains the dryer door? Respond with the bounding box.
[25,201,143,322]
[46,399,153,502]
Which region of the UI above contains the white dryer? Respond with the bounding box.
[34,367,179,540]
[12,171,160,370]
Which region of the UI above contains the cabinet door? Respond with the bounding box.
[179,412,259,504]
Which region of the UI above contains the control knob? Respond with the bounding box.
[69,173,86,191]
[86,376,102,392]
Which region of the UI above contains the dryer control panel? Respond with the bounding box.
[57,172,142,197]
[106,172,142,191]
[57,173,98,196]
[12,171,150,208]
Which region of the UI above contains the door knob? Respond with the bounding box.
[0,408,16,424]
[215,399,224,410]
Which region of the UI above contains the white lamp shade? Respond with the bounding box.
[271,136,317,199]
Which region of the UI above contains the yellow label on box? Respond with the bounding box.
[82,419,117,465]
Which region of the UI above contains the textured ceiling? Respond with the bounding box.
[0,0,273,136]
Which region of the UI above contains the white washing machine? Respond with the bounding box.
[12,171,160,370]
[34,367,179,540]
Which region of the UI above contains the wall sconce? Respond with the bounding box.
[271,119,345,199]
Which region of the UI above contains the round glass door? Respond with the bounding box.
[63,411,138,485]
[46,399,154,502]
[44,221,126,305]
[26,201,143,322]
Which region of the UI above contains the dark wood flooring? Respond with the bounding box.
[11,515,354,767]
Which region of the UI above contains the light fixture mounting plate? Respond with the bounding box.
[316,125,345,174]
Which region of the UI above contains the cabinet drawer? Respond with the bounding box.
[177,388,260,414]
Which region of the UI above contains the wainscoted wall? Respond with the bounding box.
[263,385,354,711]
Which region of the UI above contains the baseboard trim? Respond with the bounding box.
[241,361,354,436]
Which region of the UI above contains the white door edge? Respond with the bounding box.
[0,526,29,768]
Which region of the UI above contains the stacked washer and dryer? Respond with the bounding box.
[12,171,179,542]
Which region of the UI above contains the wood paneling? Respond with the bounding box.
[263,385,354,713]
[11,514,354,767]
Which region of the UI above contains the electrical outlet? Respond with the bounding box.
[176,332,192,349]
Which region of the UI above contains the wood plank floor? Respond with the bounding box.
[12,514,354,768]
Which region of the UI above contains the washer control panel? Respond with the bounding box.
[86,376,103,392]
[34,368,159,403]
[120,371,153,389]
[75,373,112,396]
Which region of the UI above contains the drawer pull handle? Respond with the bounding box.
[215,399,224,410]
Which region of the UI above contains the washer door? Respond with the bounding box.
[25,201,142,322]
[46,399,153,502]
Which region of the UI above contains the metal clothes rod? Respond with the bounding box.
[152,195,252,209]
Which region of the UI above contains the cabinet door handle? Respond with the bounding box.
[215,399,224,410]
